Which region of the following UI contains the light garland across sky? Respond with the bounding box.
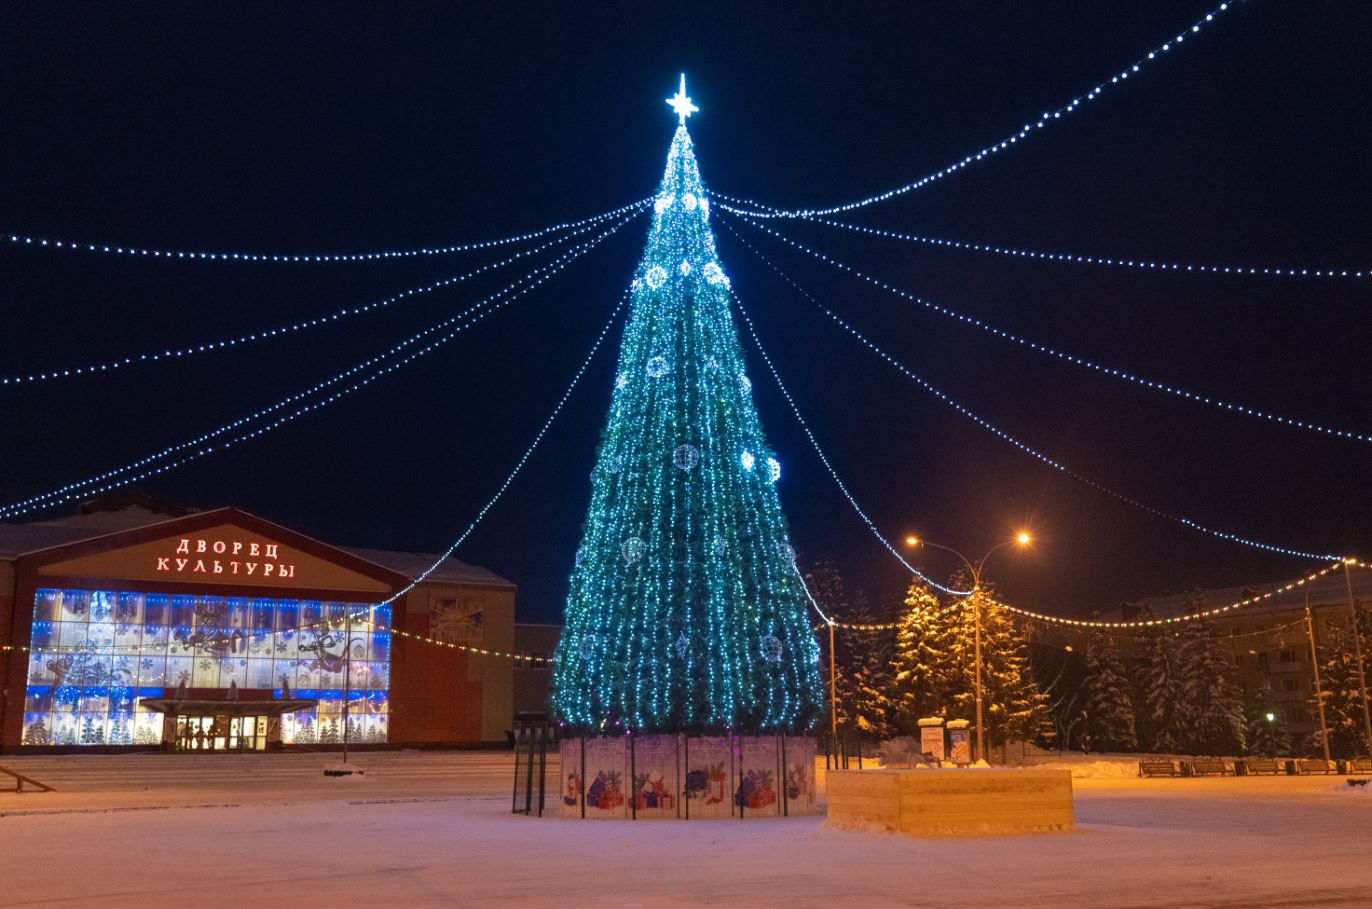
[728,286,969,598]
[2,197,650,264]
[719,221,1339,563]
[0,205,642,387]
[0,213,641,519]
[727,215,1372,446]
[797,211,1372,281]
[718,1,1242,218]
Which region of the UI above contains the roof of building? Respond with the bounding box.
[1115,564,1372,622]
[0,500,514,589]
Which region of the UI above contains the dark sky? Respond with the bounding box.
[3,2,1369,623]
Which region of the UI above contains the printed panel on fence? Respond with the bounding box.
[737,736,784,815]
[782,736,818,815]
[581,736,630,818]
[682,735,733,818]
[630,734,680,818]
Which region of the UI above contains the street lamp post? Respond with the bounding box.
[905,532,1033,764]
[1265,712,1276,758]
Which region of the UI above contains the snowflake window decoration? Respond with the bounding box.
[760,635,784,663]
[645,265,668,289]
[681,192,698,211]
[766,457,782,484]
[673,444,700,471]
[621,537,646,564]
[703,262,729,287]
[646,356,670,378]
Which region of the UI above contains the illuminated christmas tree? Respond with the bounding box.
[552,79,823,733]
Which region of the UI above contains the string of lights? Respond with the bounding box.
[1001,559,1370,629]
[799,211,1371,281]
[2,197,650,264]
[719,220,1340,563]
[727,286,969,597]
[0,213,642,519]
[725,215,1372,445]
[716,1,1241,218]
[7,288,634,664]
[364,285,635,611]
[0,204,643,387]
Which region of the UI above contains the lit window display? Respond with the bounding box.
[21,588,390,747]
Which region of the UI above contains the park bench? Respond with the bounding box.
[1346,758,1372,774]
[1188,758,1233,776]
[1295,758,1337,775]
[1138,759,1183,778]
[1242,758,1285,775]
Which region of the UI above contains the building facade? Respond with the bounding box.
[0,501,516,753]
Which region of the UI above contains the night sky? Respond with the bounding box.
[3,2,1369,623]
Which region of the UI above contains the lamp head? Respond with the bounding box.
[904,535,920,548]
[1015,531,1033,547]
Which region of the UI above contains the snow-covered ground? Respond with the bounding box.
[2,752,1369,907]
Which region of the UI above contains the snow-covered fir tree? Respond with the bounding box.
[1311,603,1372,759]
[1083,632,1137,752]
[1131,609,1184,753]
[890,578,950,735]
[836,587,895,738]
[807,561,894,738]
[1243,678,1292,757]
[1173,599,1246,755]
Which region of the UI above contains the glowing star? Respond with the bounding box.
[666,73,699,124]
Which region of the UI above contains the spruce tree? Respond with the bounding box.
[1083,632,1138,752]
[890,578,950,734]
[1173,601,1246,755]
[552,104,823,732]
[1312,604,1372,759]
[1132,614,1184,753]
[836,587,895,739]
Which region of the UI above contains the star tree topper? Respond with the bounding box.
[666,73,698,124]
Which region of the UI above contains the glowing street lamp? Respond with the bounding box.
[905,530,1035,763]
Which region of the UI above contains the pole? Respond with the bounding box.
[828,620,838,749]
[973,583,985,764]
[1341,561,1372,756]
[1306,602,1331,763]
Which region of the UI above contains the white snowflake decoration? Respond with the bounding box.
[760,635,784,663]
[712,535,727,558]
[645,265,668,289]
[674,633,690,658]
[778,542,796,565]
[700,197,710,220]
[703,262,729,287]
[740,450,755,472]
[673,444,700,471]
[766,457,781,484]
[705,356,720,373]
[646,356,670,378]
[579,634,598,660]
[654,194,674,214]
[615,372,628,390]
[575,547,587,567]
[608,452,625,474]
[739,373,751,392]
[680,259,692,276]
[621,537,646,564]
